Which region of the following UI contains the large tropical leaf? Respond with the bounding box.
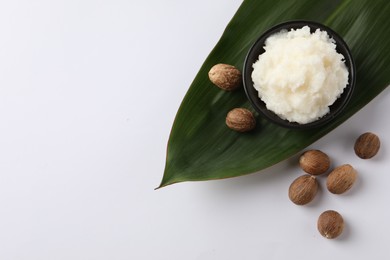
[158,0,390,188]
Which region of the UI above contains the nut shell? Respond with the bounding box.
[299,150,330,175]
[354,132,380,159]
[208,64,242,91]
[317,210,344,239]
[288,175,318,205]
[226,108,256,132]
[326,164,357,194]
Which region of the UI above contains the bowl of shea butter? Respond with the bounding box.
[243,21,355,129]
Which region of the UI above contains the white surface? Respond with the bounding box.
[0,1,389,259]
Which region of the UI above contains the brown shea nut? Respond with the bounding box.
[326,164,357,194]
[299,150,330,175]
[317,210,344,239]
[208,64,242,91]
[288,175,319,205]
[354,132,380,159]
[226,108,256,132]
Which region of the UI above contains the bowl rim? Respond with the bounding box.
[242,20,356,130]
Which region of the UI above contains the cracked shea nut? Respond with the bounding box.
[354,132,380,159]
[226,108,256,132]
[317,210,344,239]
[299,150,330,175]
[288,175,319,205]
[327,164,357,194]
[208,64,242,91]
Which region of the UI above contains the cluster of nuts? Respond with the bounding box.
[208,63,256,132]
[208,63,382,239]
[288,132,380,239]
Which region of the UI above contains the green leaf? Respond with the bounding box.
[158,0,390,188]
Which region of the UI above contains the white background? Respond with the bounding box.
[0,1,389,259]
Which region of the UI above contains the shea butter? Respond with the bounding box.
[251,26,349,124]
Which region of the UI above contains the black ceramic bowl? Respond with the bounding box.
[243,21,356,129]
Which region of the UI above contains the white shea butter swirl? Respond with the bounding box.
[251,26,349,124]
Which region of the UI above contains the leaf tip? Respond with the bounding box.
[154,179,179,190]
